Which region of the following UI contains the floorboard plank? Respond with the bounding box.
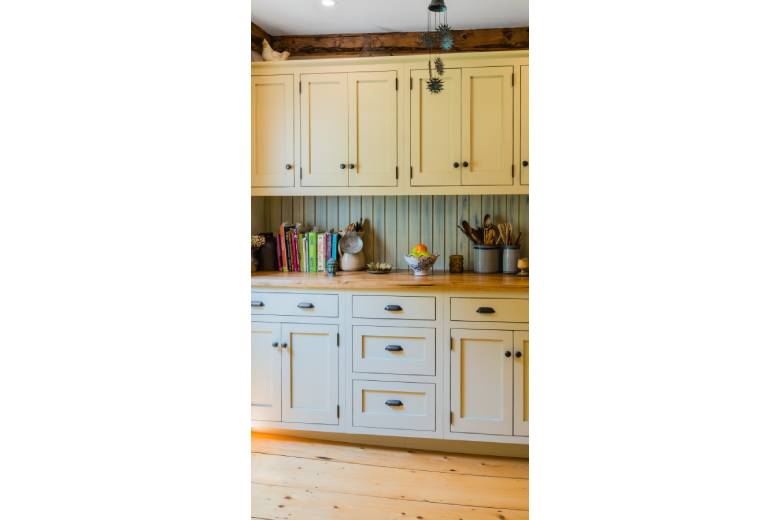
[252,453,528,510]
[251,433,528,479]
[252,482,528,520]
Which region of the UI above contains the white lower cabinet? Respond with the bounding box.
[513,330,529,436]
[251,321,339,426]
[251,322,282,421]
[353,380,436,431]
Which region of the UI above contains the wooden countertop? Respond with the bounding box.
[251,271,528,291]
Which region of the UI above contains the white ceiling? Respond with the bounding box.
[252,0,529,36]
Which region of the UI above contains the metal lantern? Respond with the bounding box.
[428,0,447,12]
[424,0,452,93]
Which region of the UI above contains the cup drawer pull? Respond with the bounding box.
[384,345,404,352]
[251,301,264,307]
[384,399,403,407]
[476,306,496,314]
[297,302,314,309]
[384,304,403,311]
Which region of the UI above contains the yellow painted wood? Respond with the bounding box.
[252,75,295,188]
[252,50,528,70]
[410,69,462,186]
[520,65,529,185]
[348,71,398,187]
[300,73,349,187]
[250,432,529,478]
[462,67,514,186]
[252,453,528,510]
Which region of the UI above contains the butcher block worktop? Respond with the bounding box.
[251,271,529,291]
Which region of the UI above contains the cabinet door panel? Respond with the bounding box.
[281,323,339,425]
[251,322,282,421]
[461,67,514,186]
[301,74,349,187]
[520,65,529,185]
[514,330,529,436]
[251,75,295,187]
[451,329,513,435]
[348,71,398,187]
[410,69,461,186]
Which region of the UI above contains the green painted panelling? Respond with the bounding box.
[252,195,529,271]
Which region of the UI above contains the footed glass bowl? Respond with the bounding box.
[403,254,439,276]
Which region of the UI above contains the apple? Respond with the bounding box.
[410,243,431,257]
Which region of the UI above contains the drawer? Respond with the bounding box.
[353,326,436,376]
[251,291,338,318]
[450,297,528,323]
[353,380,436,431]
[352,295,436,321]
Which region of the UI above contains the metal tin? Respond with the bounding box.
[449,254,464,273]
[472,245,501,273]
[501,246,522,274]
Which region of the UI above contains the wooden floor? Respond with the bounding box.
[251,433,529,520]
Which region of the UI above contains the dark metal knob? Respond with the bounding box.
[339,163,346,170]
[462,161,469,167]
[285,163,293,170]
[515,351,523,358]
[272,341,279,347]
[384,304,402,311]
[476,307,495,314]
[505,351,512,358]
[385,400,403,407]
[453,162,460,168]
[251,301,264,307]
[522,160,529,167]
[281,342,288,348]
[348,163,355,169]
[297,302,314,309]
[385,345,403,352]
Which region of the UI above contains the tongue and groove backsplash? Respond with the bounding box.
[251,195,529,272]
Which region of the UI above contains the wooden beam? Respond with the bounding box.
[251,22,274,53]
[259,27,528,60]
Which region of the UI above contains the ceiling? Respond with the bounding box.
[251,0,529,36]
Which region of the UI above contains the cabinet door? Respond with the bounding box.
[514,330,529,436]
[410,69,461,186]
[281,323,339,424]
[451,329,513,435]
[348,71,398,187]
[251,75,295,187]
[300,73,349,187]
[461,67,514,186]
[251,322,282,421]
[520,66,529,185]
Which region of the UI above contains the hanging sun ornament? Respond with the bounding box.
[424,0,452,94]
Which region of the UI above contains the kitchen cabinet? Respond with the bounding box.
[520,65,529,185]
[513,330,529,436]
[251,74,295,188]
[251,322,282,421]
[281,323,339,424]
[450,329,514,435]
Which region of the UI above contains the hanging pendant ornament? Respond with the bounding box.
[425,0,450,94]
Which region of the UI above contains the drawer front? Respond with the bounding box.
[251,291,339,318]
[450,297,528,323]
[353,326,436,376]
[353,380,436,431]
[352,295,436,321]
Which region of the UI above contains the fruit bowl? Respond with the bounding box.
[403,254,439,276]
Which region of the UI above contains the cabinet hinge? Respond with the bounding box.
[450,411,454,424]
[395,77,399,90]
[337,405,340,418]
[337,332,340,346]
[299,81,301,93]
[410,77,413,90]
[512,72,515,87]
[450,337,454,350]
[395,166,399,180]
[410,166,413,179]
[300,167,302,181]
[512,164,515,178]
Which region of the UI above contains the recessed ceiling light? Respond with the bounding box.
[321,0,336,6]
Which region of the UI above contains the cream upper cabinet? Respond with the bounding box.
[410,69,462,186]
[461,67,514,186]
[281,323,339,425]
[251,75,295,188]
[451,328,514,435]
[251,322,282,421]
[513,330,529,436]
[348,71,398,187]
[301,73,349,187]
[520,65,529,185]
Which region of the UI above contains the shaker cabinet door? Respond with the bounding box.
[461,67,514,186]
[410,69,462,186]
[513,330,529,436]
[300,73,349,187]
[348,71,398,187]
[450,329,514,435]
[251,322,282,421]
[251,75,295,188]
[281,323,339,425]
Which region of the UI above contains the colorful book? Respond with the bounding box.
[317,234,325,272]
[331,233,338,262]
[299,235,306,273]
[275,233,282,271]
[308,231,318,273]
[278,223,288,272]
[325,232,331,263]
[290,230,298,272]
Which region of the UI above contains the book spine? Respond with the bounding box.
[325,232,331,264]
[279,224,287,272]
[290,230,298,272]
[308,232,317,273]
[317,234,325,272]
[275,233,282,271]
[331,234,338,261]
[299,236,306,273]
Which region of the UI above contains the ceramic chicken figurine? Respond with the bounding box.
[261,39,290,61]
